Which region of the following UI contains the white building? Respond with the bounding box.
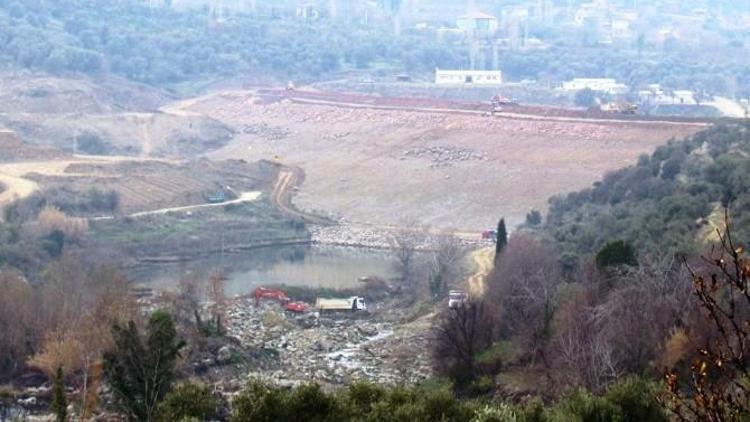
[638,85,697,105]
[435,69,503,85]
[562,78,628,95]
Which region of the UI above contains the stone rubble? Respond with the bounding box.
[310,224,491,249]
[225,298,432,387]
[404,145,487,168]
[193,93,630,144]
[241,123,292,140]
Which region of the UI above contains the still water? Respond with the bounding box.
[131,245,397,297]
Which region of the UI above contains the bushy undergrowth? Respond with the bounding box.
[547,123,750,258]
[221,377,665,422]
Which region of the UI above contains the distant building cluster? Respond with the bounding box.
[638,85,697,106]
[561,78,628,95]
[435,69,502,85]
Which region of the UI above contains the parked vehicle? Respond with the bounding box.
[315,296,367,312]
[448,290,469,309]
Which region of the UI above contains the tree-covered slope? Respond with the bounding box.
[0,0,463,86]
[545,123,750,258]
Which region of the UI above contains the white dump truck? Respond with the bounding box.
[315,296,367,312]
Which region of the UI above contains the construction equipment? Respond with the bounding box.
[490,95,517,114]
[315,296,367,312]
[254,287,290,306]
[253,287,309,313]
[600,101,638,115]
[283,301,309,313]
[205,190,226,204]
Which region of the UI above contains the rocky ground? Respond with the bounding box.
[310,223,493,249]
[223,296,433,388]
[200,91,701,230]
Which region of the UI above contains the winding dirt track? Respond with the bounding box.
[270,166,334,226]
[467,247,494,297]
[91,191,262,221]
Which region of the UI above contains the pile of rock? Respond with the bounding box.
[310,224,487,249]
[404,146,486,167]
[309,225,394,249]
[241,123,292,141]
[322,131,350,140]
[224,298,431,387]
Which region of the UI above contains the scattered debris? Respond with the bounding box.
[404,145,486,167]
[225,297,432,387]
[241,123,292,141]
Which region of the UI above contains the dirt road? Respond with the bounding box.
[466,247,494,297]
[270,166,334,225]
[90,191,262,221]
[0,172,37,208]
[0,155,180,213]
[287,96,711,128]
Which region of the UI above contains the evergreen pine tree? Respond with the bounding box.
[495,218,508,259]
[51,366,67,422]
[103,311,184,421]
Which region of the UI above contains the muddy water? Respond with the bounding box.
[131,245,397,297]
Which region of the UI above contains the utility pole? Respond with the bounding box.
[330,0,339,20]
[209,0,224,26]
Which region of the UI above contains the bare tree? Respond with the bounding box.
[432,300,497,387]
[664,213,750,421]
[207,272,227,334]
[489,234,561,362]
[170,274,203,335]
[599,255,694,374]
[551,286,620,393]
[388,223,427,286]
[28,259,136,416]
[0,272,35,379]
[428,233,464,298]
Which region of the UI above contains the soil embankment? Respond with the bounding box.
[186,89,703,231]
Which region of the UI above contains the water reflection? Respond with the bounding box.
[131,245,396,297]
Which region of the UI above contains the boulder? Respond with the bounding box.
[216,346,233,365]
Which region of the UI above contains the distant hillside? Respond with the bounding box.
[545,123,750,258]
[0,0,462,87]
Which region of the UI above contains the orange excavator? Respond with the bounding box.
[253,286,309,313]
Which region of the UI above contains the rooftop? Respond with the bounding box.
[459,11,497,20]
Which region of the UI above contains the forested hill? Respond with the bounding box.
[2,1,750,97]
[545,123,750,258]
[0,0,461,85]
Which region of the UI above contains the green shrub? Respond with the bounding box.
[286,383,340,422]
[230,380,289,422]
[156,383,219,422]
[471,403,521,422]
[595,240,637,269]
[42,229,65,257]
[604,377,666,422]
[553,389,621,422]
[341,382,386,416]
[525,210,543,227]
